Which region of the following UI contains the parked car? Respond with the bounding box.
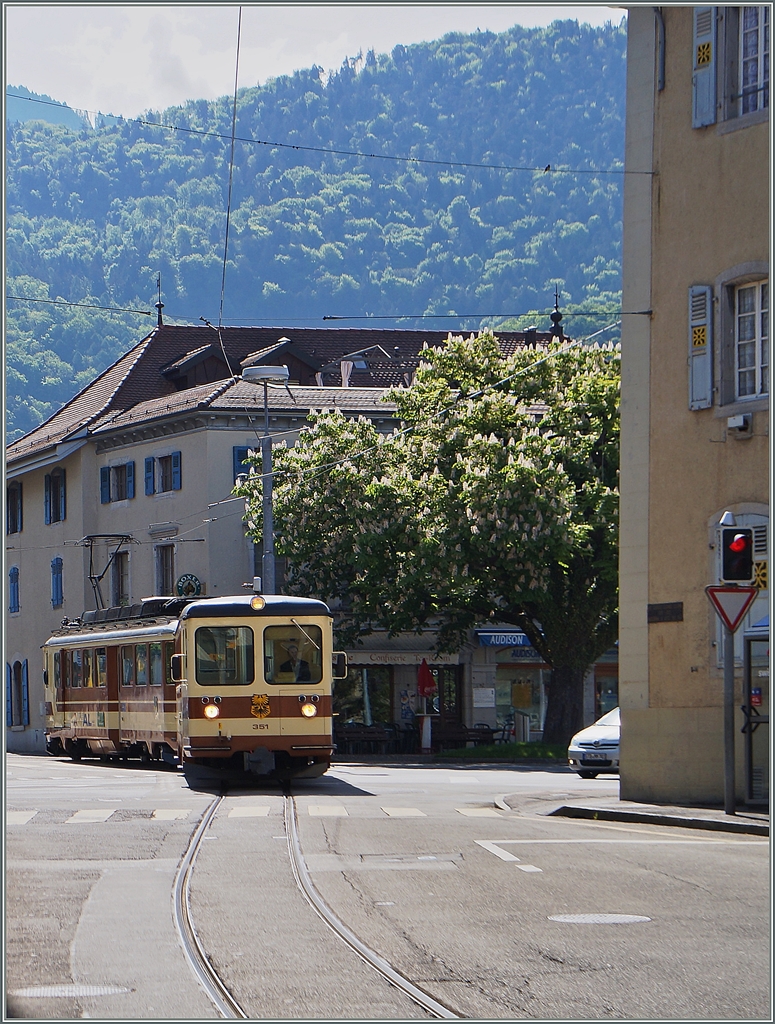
[567,707,620,778]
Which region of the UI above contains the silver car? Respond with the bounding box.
[567,707,620,778]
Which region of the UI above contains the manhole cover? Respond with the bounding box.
[548,913,651,924]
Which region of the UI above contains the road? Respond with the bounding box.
[6,754,770,1020]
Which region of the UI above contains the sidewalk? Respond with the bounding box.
[500,791,770,836]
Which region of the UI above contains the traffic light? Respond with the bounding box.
[721,528,754,582]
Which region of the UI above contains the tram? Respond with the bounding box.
[43,592,346,778]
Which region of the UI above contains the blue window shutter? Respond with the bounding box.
[689,285,714,409]
[100,467,111,504]
[171,451,182,490]
[51,557,63,608]
[9,567,20,613]
[233,446,250,481]
[6,664,12,727]
[692,7,717,127]
[59,469,66,522]
[145,457,155,495]
[44,474,52,524]
[21,660,29,726]
[17,482,23,532]
[126,461,135,499]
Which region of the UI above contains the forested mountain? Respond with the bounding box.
[6,19,626,441]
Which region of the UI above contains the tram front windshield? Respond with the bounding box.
[195,626,255,685]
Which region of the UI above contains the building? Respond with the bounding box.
[620,6,769,804]
[10,320,585,754]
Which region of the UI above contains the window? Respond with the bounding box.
[82,649,93,688]
[100,463,135,504]
[121,646,135,687]
[71,649,83,688]
[135,644,148,686]
[145,452,181,495]
[6,660,29,727]
[112,551,130,607]
[233,446,252,483]
[9,567,20,613]
[195,626,255,686]
[156,544,175,596]
[51,556,64,608]
[263,625,323,684]
[150,643,163,686]
[6,482,22,534]
[94,648,107,688]
[44,468,66,524]
[736,281,769,398]
[740,6,769,114]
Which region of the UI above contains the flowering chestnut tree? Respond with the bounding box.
[237,332,620,744]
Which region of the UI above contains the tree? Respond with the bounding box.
[238,331,619,745]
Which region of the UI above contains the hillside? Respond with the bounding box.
[5,19,626,441]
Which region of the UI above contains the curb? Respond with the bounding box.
[549,805,769,836]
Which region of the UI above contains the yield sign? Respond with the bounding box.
[705,586,758,632]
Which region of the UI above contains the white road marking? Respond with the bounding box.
[6,810,38,824]
[65,809,116,823]
[228,806,271,817]
[308,805,348,816]
[381,807,426,817]
[151,808,191,820]
[474,840,542,871]
[517,864,544,873]
[483,838,768,845]
[456,807,502,817]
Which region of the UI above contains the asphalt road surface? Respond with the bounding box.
[6,754,770,1020]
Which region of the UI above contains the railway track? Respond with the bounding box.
[173,786,460,1020]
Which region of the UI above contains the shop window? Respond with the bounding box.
[334,665,392,724]
[44,468,66,524]
[6,482,22,534]
[51,556,63,608]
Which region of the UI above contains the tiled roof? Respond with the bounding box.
[7,323,552,464]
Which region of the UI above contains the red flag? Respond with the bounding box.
[417,658,437,698]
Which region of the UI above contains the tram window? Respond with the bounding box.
[263,625,323,685]
[135,644,148,686]
[95,648,107,687]
[121,645,135,686]
[149,643,163,686]
[195,626,254,686]
[71,649,82,688]
[53,651,61,689]
[82,649,93,688]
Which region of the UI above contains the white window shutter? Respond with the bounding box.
[692,6,717,127]
[689,285,713,409]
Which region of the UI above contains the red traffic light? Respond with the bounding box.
[721,528,754,582]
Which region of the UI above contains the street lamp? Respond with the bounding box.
[242,364,290,594]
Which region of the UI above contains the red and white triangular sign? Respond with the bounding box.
[705,585,758,633]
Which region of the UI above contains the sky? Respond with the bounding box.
[4,4,625,119]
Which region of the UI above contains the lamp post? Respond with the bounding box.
[242,364,290,594]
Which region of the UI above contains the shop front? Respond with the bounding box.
[742,616,769,806]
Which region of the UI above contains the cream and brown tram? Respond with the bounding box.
[43,594,346,778]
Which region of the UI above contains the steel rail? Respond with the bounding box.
[283,792,459,1020]
[172,792,248,1019]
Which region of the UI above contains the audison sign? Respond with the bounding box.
[476,630,533,648]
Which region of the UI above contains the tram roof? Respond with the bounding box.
[179,594,332,619]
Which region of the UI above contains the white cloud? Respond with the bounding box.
[5,4,625,118]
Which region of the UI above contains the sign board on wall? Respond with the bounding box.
[346,651,459,666]
[473,688,496,708]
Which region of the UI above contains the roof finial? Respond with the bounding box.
[550,286,563,341]
[155,273,164,326]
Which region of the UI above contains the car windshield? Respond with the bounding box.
[597,707,620,727]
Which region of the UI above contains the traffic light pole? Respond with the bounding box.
[722,624,736,816]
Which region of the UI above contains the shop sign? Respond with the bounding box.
[346,650,459,666]
[478,631,532,647]
[176,573,201,597]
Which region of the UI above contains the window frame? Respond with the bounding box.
[155,543,175,596]
[739,5,770,115]
[735,280,769,399]
[6,481,22,534]
[112,550,130,607]
[714,262,770,412]
[44,467,66,524]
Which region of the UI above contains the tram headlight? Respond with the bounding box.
[300,702,318,718]
[203,704,220,719]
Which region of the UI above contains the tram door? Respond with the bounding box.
[743,621,769,805]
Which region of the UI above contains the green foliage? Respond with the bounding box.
[6,19,626,439]
[237,330,620,744]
